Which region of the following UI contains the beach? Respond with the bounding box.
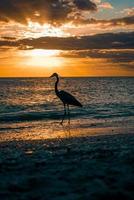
[0,0,134,198]
[0,133,134,200]
[0,77,134,199]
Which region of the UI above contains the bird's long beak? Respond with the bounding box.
[49,74,54,78]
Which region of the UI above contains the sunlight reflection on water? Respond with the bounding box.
[0,77,134,141]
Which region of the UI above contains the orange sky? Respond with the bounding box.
[0,0,134,77]
[0,49,133,77]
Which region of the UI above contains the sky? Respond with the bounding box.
[0,0,134,77]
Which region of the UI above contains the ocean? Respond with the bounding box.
[0,77,134,140]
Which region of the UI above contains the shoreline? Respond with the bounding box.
[0,119,134,142]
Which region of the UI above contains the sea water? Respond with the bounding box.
[0,77,134,140]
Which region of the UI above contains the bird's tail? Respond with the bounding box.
[77,101,83,107]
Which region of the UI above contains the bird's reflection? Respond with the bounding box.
[62,124,71,138]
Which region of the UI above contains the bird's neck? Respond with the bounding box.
[55,76,59,95]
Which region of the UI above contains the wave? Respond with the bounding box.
[0,104,134,123]
[0,110,86,123]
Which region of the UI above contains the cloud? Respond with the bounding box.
[60,49,134,71]
[63,15,134,36]
[61,49,134,63]
[73,0,97,10]
[75,15,134,26]
[108,15,134,26]
[18,31,134,50]
[121,7,134,16]
[0,31,133,51]
[0,31,133,72]
[98,2,113,9]
[1,36,16,40]
[0,0,97,25]
[0,15,133,39]
[92,0,101,4]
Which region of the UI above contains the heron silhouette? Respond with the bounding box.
[50,73,82,124]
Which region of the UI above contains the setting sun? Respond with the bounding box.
[23,49,61,57]
[20,49,64,69]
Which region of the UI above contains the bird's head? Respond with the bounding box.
[50,73,59,78]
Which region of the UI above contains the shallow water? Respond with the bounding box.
[0,77,134,140]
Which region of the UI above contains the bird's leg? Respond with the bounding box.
[67,104,70,124]
[61,104,66,125]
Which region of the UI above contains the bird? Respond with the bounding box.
[50,73,82,124]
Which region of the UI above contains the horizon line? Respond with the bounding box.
[0,76,134,78]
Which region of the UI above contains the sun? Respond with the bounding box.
[26,49,61,57]
[20,49,64,68]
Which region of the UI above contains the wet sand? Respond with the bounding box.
[0,133,134,200]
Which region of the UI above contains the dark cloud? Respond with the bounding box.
[0,0,97,25]
[0,40,16,47]
[73,0,97,10]
[60,49,134,71]
[61,49,134,63]
[0,32,134,50]
[111,15,134,26]
[92,15,134,26]
[74,15,134,25]
[1,36,16,40]
[0,0,133,27]
[18,32,134,50]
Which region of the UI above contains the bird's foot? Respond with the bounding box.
[68,119,71,125]
[60,121,64,126]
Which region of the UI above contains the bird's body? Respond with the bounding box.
[50,73,82,124]
[58,90,82,107]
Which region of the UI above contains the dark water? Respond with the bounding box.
[0,77,134,139]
